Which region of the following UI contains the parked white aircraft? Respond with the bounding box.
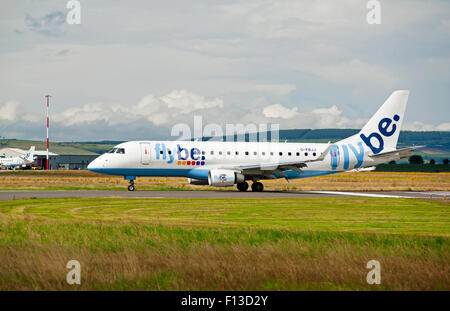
[0,146,36,169]
[88,91,423,191]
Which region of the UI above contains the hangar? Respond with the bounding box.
[0,147,98,170]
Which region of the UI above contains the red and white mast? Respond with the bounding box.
[45,95,51,170]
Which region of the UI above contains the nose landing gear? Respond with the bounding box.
[125,176,136,191]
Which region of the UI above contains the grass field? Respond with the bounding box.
[0,197,449,290]
[1,170,449,191]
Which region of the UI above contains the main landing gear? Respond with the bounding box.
[251,181,264,192]
[237,181,249,192]
[126,176,136,191]
[236,181,264,192]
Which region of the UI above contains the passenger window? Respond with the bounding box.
[254,152,257,156]
[245,151,249,155]
[279,152,283,156]
[313,152,317,156]
[210,151,214,155]
[288,152,292,156]
[305,152,308,156]
[235,151,239,155]
[219,151,222,155]
[227,151,231,155]
[296,152,300,156]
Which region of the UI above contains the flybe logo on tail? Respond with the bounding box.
[360,114,400,154]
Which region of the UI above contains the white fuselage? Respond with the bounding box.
[87,140,389,181]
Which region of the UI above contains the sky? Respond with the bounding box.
[0,0,449,141]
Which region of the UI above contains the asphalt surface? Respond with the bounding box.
[0,190,448,200]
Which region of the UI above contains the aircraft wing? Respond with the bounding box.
[223,143,332,178]
[368,145,425,160]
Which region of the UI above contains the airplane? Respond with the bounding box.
[88,90,423,191]
[0,146,36,169]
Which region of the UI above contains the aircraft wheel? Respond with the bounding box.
[237,181,249,192]
[251,182,264,192]
[128,184,135,191]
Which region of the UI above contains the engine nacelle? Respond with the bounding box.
[208,169,244,187]
[187,178,209,185]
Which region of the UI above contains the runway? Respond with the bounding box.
[0,190,448,200]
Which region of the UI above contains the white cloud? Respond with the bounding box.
[437,123,450,131]
[53,103,110,126]
[260,102,369,129]
[161,89,224,113]
[0,101,18,121]
[51,90,225,127]
[263,104,298,119]
[403,121,450,131]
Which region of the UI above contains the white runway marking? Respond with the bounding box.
[305,191,415,199]
[419,191,450,196]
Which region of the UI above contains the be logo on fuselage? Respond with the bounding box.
[154,143,206,166]
[360,114,400,154]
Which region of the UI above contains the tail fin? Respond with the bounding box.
[23,146,35,162]
[357,90,409,154]
[339,91,409,154]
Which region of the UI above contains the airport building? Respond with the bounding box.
[0,147,99,170]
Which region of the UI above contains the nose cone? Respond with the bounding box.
[87,157,101,171]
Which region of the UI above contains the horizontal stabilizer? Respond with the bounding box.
[368,145,425,159]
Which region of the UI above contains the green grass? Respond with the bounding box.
[0,197,448,290]
[1,197,448,236]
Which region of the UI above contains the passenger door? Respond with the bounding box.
[140,143,151,165]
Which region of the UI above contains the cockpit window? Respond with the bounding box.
[116,148,125,154]
[108,148,117,153]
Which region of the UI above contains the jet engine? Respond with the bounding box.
[187,178,209,185]
[208,169,244,187]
